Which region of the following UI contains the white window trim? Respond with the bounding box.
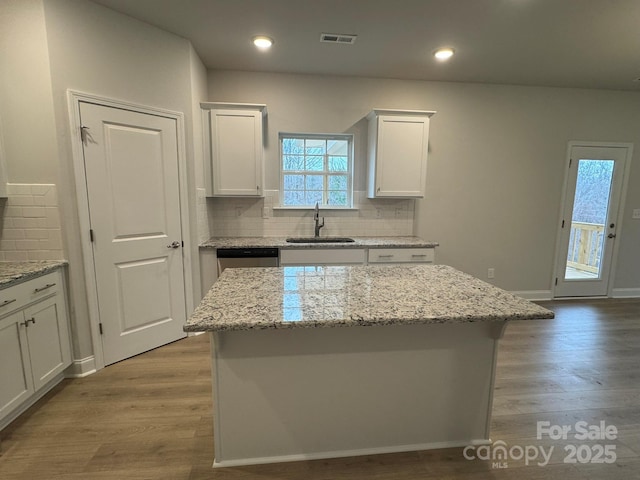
[279,132,354,209]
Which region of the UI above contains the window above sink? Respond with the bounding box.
[279,133,354,208]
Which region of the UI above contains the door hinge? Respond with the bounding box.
[561,220,565,228]
[569,158,572,168]
[89,229,95,242]
[80,125,88,143]
[181,241,184,248]
[555,278,558,286]
[99,323,103,335]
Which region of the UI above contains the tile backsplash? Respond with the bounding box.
[0,184,64,261]
[196,188,210,243]
[207,190,414,237]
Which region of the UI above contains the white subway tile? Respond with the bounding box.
[22,207,46,218]
[12,218,39,229]
[45,208,61,228]
[15,239,41,251]
[8,195,34,206]
[25,229,49,240]
[6,184,32,195]
[44,188,58,206]
[30,184,54,195]
[1,229,25,240]
[0,240,16,250]
[4,251,28,261]
[5,206,23,218]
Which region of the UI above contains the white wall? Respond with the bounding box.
[0,0,58,184]
[40,0,205,359]
[207,70,640,293]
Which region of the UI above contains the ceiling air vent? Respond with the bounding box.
[320,33,357,45]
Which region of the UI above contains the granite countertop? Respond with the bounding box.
[185,264,554,332]
[0,260,68,290]
[200,236,439,249]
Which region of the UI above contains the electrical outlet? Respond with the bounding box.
[262,207,270,219]
[235,206,243,217]
[376,208,383,219]
[488,268,495,279]
[394,208,403,218]
[633,209,640,219]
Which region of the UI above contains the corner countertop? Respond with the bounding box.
[200,236,438,249]
[184,264,553,332]
[0,260,68,290]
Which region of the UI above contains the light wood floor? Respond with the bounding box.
[1,298,639,479]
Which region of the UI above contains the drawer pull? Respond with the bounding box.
[377,254,394,258]
[411,254,427,257]
[0,298,17,307]
[34,283,56,293]
[20,317,36,327]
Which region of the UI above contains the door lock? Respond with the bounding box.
[167,241,181,249]
[607,233,617,239]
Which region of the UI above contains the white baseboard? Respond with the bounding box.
[65,356,96,378]
[212,438,488,468]
[611,288,640,298]
[511,290,553,301]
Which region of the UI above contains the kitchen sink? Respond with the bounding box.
[286,237,355,243]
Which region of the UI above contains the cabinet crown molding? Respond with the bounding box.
[367,109,436,119]
[200,102,267,116]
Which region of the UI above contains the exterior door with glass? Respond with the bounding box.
[554,145,628,297]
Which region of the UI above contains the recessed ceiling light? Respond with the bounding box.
[252,35,274,50]
[434,47,455,61]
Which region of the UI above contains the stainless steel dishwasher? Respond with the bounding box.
[216,247,279,275]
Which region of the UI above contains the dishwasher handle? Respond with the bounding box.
[216,247,279,258]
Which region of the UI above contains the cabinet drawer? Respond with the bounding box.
[0,271,61,315]
[280,249,366,266]
[368,248,434,264]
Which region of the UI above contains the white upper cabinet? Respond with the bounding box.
[0,115,8,197]
[202,102,266,197]
[367,109,435,198]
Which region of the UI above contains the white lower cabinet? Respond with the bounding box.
[0,311,34,419]
[280,248,366,266]
[0,269,71,428]
[279,247,435,266]
[368,247,435,264]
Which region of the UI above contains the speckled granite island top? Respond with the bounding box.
[0,260,68,289]
[200,235,438,249]
[185,264,553,332]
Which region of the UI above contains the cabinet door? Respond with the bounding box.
[211,109,264,196]
[375,115,428,197]
[24,296,71,391]
[280,249,366,266]
[0,311,34,418]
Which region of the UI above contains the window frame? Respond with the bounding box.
[278,132,354,209]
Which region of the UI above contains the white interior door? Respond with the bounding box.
[554,145,627,297]
[79,102,186,365]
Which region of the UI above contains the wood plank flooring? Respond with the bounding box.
[1,298,639,479]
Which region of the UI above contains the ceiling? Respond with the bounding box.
[91,0,640,91]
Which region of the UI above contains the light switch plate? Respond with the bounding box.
[633,209,640,219]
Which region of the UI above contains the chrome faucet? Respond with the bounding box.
[314,202,325,237]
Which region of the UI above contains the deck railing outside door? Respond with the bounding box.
[567,222,605,275]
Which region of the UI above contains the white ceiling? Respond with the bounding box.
[91,0,640,91]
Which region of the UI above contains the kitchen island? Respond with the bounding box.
[185,264,553,468]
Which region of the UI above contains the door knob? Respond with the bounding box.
[167,241,181,249]
[607,233,616,239]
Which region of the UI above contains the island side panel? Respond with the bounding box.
[210,321,502,467]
